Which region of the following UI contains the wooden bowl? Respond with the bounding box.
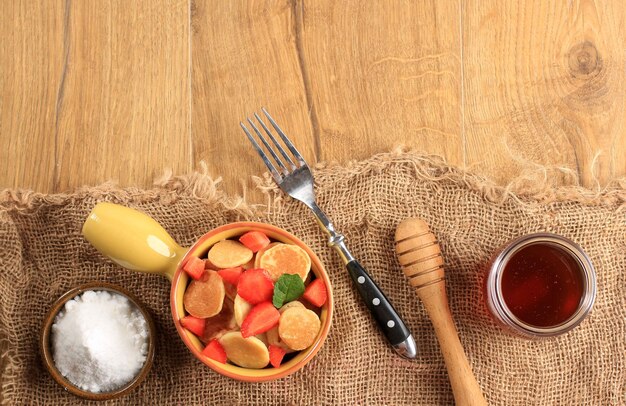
[40,282,156,401]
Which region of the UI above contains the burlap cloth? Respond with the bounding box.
[0,150,624,405]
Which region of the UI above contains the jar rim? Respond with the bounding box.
[487,233,597,337]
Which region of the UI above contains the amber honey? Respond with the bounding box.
[485,233,596,338]
[501,243,584,327]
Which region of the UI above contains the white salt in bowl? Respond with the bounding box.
[40,282,156,401]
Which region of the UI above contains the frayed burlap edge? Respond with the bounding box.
[0,162,254,217]
[0,149,624,404]
[1,149,625,213]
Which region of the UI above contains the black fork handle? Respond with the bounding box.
[346,260,413,346]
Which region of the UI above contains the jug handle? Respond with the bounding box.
[82,202,187,281]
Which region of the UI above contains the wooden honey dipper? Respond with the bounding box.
[395,218,487,406]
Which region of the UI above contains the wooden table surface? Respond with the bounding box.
[1,1,624,204]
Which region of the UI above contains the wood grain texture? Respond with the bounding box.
[1,0,625,198]
[462,0,626,187]
[298,0,463,166]
[0,0,191,193]
[0,1,63,192]
[191,0,316,200]
[54,0,191,191]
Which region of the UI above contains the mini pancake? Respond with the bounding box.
[266,327,296,354]
[234,294,252,327]
[208,240,253,269]
[254,242,280,269]
[219,331,270,369]
[204,257,218,270]
[255,332,268,346]
[259,244,311,281]
[278,307,321,351]
[303,271,313,286]
[266,301,306,353]
[201,295,236,343]
[183,270,225,318]
[223,282,238,301]
[279,300,305,314]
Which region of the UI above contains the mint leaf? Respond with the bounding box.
[272,274,305,308]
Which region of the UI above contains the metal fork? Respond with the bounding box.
[241,108,416,359]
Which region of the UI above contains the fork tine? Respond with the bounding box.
[240,122,283,183]
[261,107,306,166]
[254,113,297,170]
[247,118,289,175]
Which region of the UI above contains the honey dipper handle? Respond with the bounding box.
[396,218,487,406]
[421,286,487,406]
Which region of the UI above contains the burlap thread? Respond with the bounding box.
[0,150,624,405]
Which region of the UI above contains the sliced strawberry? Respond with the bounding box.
[202,339,227,364]
[180,315,206,337]
[237,269,274,304]
[239,231,271,253]
[302,278,327,307]
[269,344,287,368]
[183,256,206,280]
[218,266,243,286]
[241,301,280,338]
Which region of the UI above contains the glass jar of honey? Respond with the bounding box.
[485,233,596,338]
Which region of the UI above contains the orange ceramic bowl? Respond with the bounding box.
[82,203,333,382]
[172,222,333,381]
